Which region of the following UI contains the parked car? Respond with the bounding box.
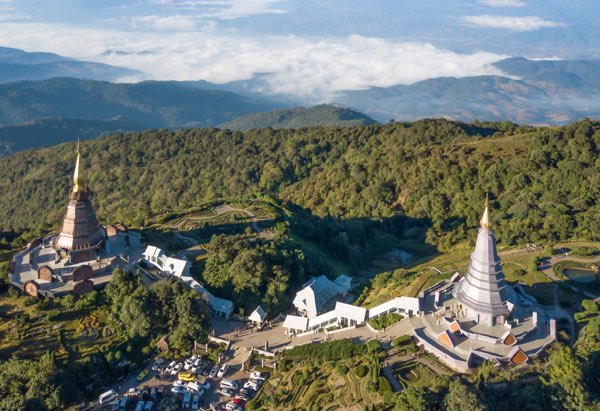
[209,365,220,378]
[143,401,154,411]
[173,380,186,388]
[186,381,204,394]
[116,397,129,411]
[125,388,141,397]
[164,361,176,375]
[243,381,259,391]
[195,363,207,375]
[225,401,242,411]
[217,364,229,378]
[183,392,192,409]
[184,356,197,370]
[202,363,213,377]
[219,387,236,398]
[150,386,157,400]
[134,400,145,411]
[235,393,250,401]
[99,390,118,405]
[249,371,268,381]
[233,398,246,408]
[191,358,203,373]
[191,394,201,410]
[171,362,183,375]
[178,371,196,382]
[239,388,255,398]
[152,358,165,371]
[220,379,239,390]
[171,385,186,395]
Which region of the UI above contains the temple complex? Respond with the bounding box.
[410,197,556,372]
[9,143,143,298]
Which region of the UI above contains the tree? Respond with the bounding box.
[542,345,590,410]
[395,387,429,411]
[444,379,486,411]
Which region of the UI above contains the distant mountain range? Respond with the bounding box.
[0,77,283,128]
[0,46,139,83]
[333,57,600,124]
[218,105,377,130]
[1,46,600,153]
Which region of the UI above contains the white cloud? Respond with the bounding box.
[0,22,506,101]
[479,0,525,7]
[462,15,565,31]
[150,0,287,20]
[131,15,199,31]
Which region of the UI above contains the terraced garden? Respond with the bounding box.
[392,361,437,390]
[0,293,123,364]
[143,199,282,252]
[252,361,384,410]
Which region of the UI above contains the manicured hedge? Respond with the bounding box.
[283,339,366,361]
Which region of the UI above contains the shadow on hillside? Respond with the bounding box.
[284,203,438,279]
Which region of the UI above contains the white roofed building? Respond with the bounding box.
[142,245,190,278]
[248,306,267,325]
[293,275,345,318]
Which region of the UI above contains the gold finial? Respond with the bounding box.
[73,140,82,192]
[480,193,492,229]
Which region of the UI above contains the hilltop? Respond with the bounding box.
[218,105,377,130]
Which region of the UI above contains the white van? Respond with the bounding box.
[99,390,118,404]
[220,379,238,390]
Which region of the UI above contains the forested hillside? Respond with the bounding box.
[0,117,143,156]
[0,119,598,249]
[218,105,377,130]
[0,78,282,128]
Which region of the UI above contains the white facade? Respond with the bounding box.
[142,245,190,278]
[292,275,349,318]
[283,293,422,334]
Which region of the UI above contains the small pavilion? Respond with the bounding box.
[248,306,267,329]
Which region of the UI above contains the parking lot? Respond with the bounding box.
[90,353,268,411]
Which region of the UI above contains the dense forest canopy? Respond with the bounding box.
[0,118,598,249]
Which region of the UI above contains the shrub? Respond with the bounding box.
[355,364,369,378]
[279,359,291,372]
[367,340,382,353]
[392,335,413,347]
[368,312,404,330]
[582,299,598,313]
[283,339,366,361]
[23,296,38,306]
[571,246,598,257]
[378,376,393,395]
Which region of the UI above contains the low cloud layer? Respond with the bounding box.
[463,15,564,31]
[0,22,507,101]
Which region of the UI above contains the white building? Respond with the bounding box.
[142,245,190,278]
[292,275,352,318]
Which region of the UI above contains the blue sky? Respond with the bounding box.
[0,0,597,99]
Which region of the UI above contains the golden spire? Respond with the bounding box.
[480,193,492,229]
[73,139,82,193]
